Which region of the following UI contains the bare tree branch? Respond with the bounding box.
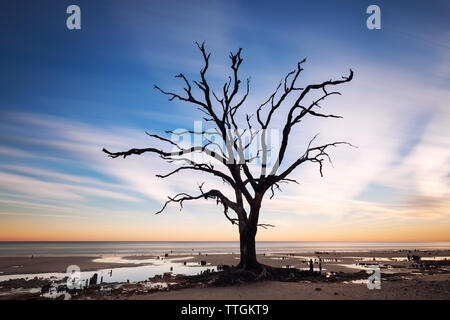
[103,43,354,266]
[268,69,354,177]
[276,134,357,181]
[156,186,243,226]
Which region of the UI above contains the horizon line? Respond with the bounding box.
[1,240,450,243]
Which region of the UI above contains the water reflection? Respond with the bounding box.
[0,256,216,284]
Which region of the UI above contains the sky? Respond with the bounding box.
[0,0,449,241]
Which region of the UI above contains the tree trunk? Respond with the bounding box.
[237,212,260,270]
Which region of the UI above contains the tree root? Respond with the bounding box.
[173,264,324,289]
[255,265,270,280]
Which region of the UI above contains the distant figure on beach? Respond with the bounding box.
[309,259,313,272]
[109,270,113,277]
[319,261,322,274]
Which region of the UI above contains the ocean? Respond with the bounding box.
[1,241,449,257]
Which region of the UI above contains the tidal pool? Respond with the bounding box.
[0,256,216,285]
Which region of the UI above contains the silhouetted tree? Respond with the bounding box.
[103,43,353,271]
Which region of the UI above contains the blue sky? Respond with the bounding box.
[0,0,449,240]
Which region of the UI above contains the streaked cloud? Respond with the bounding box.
[0,0,448,240]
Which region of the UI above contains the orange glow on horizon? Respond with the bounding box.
[1,219,449,242]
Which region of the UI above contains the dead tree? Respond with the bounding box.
[103,43,354,270]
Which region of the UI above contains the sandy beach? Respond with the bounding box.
[0,256,144,275]
[0,249,449,300]
[122,275,450,300]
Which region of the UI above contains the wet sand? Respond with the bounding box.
[126,249,450,274]
[0,256,142,275]
[104,250,450,300]
[123,275,450,300]
[0,249,449,299]
[1,249,449,276]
